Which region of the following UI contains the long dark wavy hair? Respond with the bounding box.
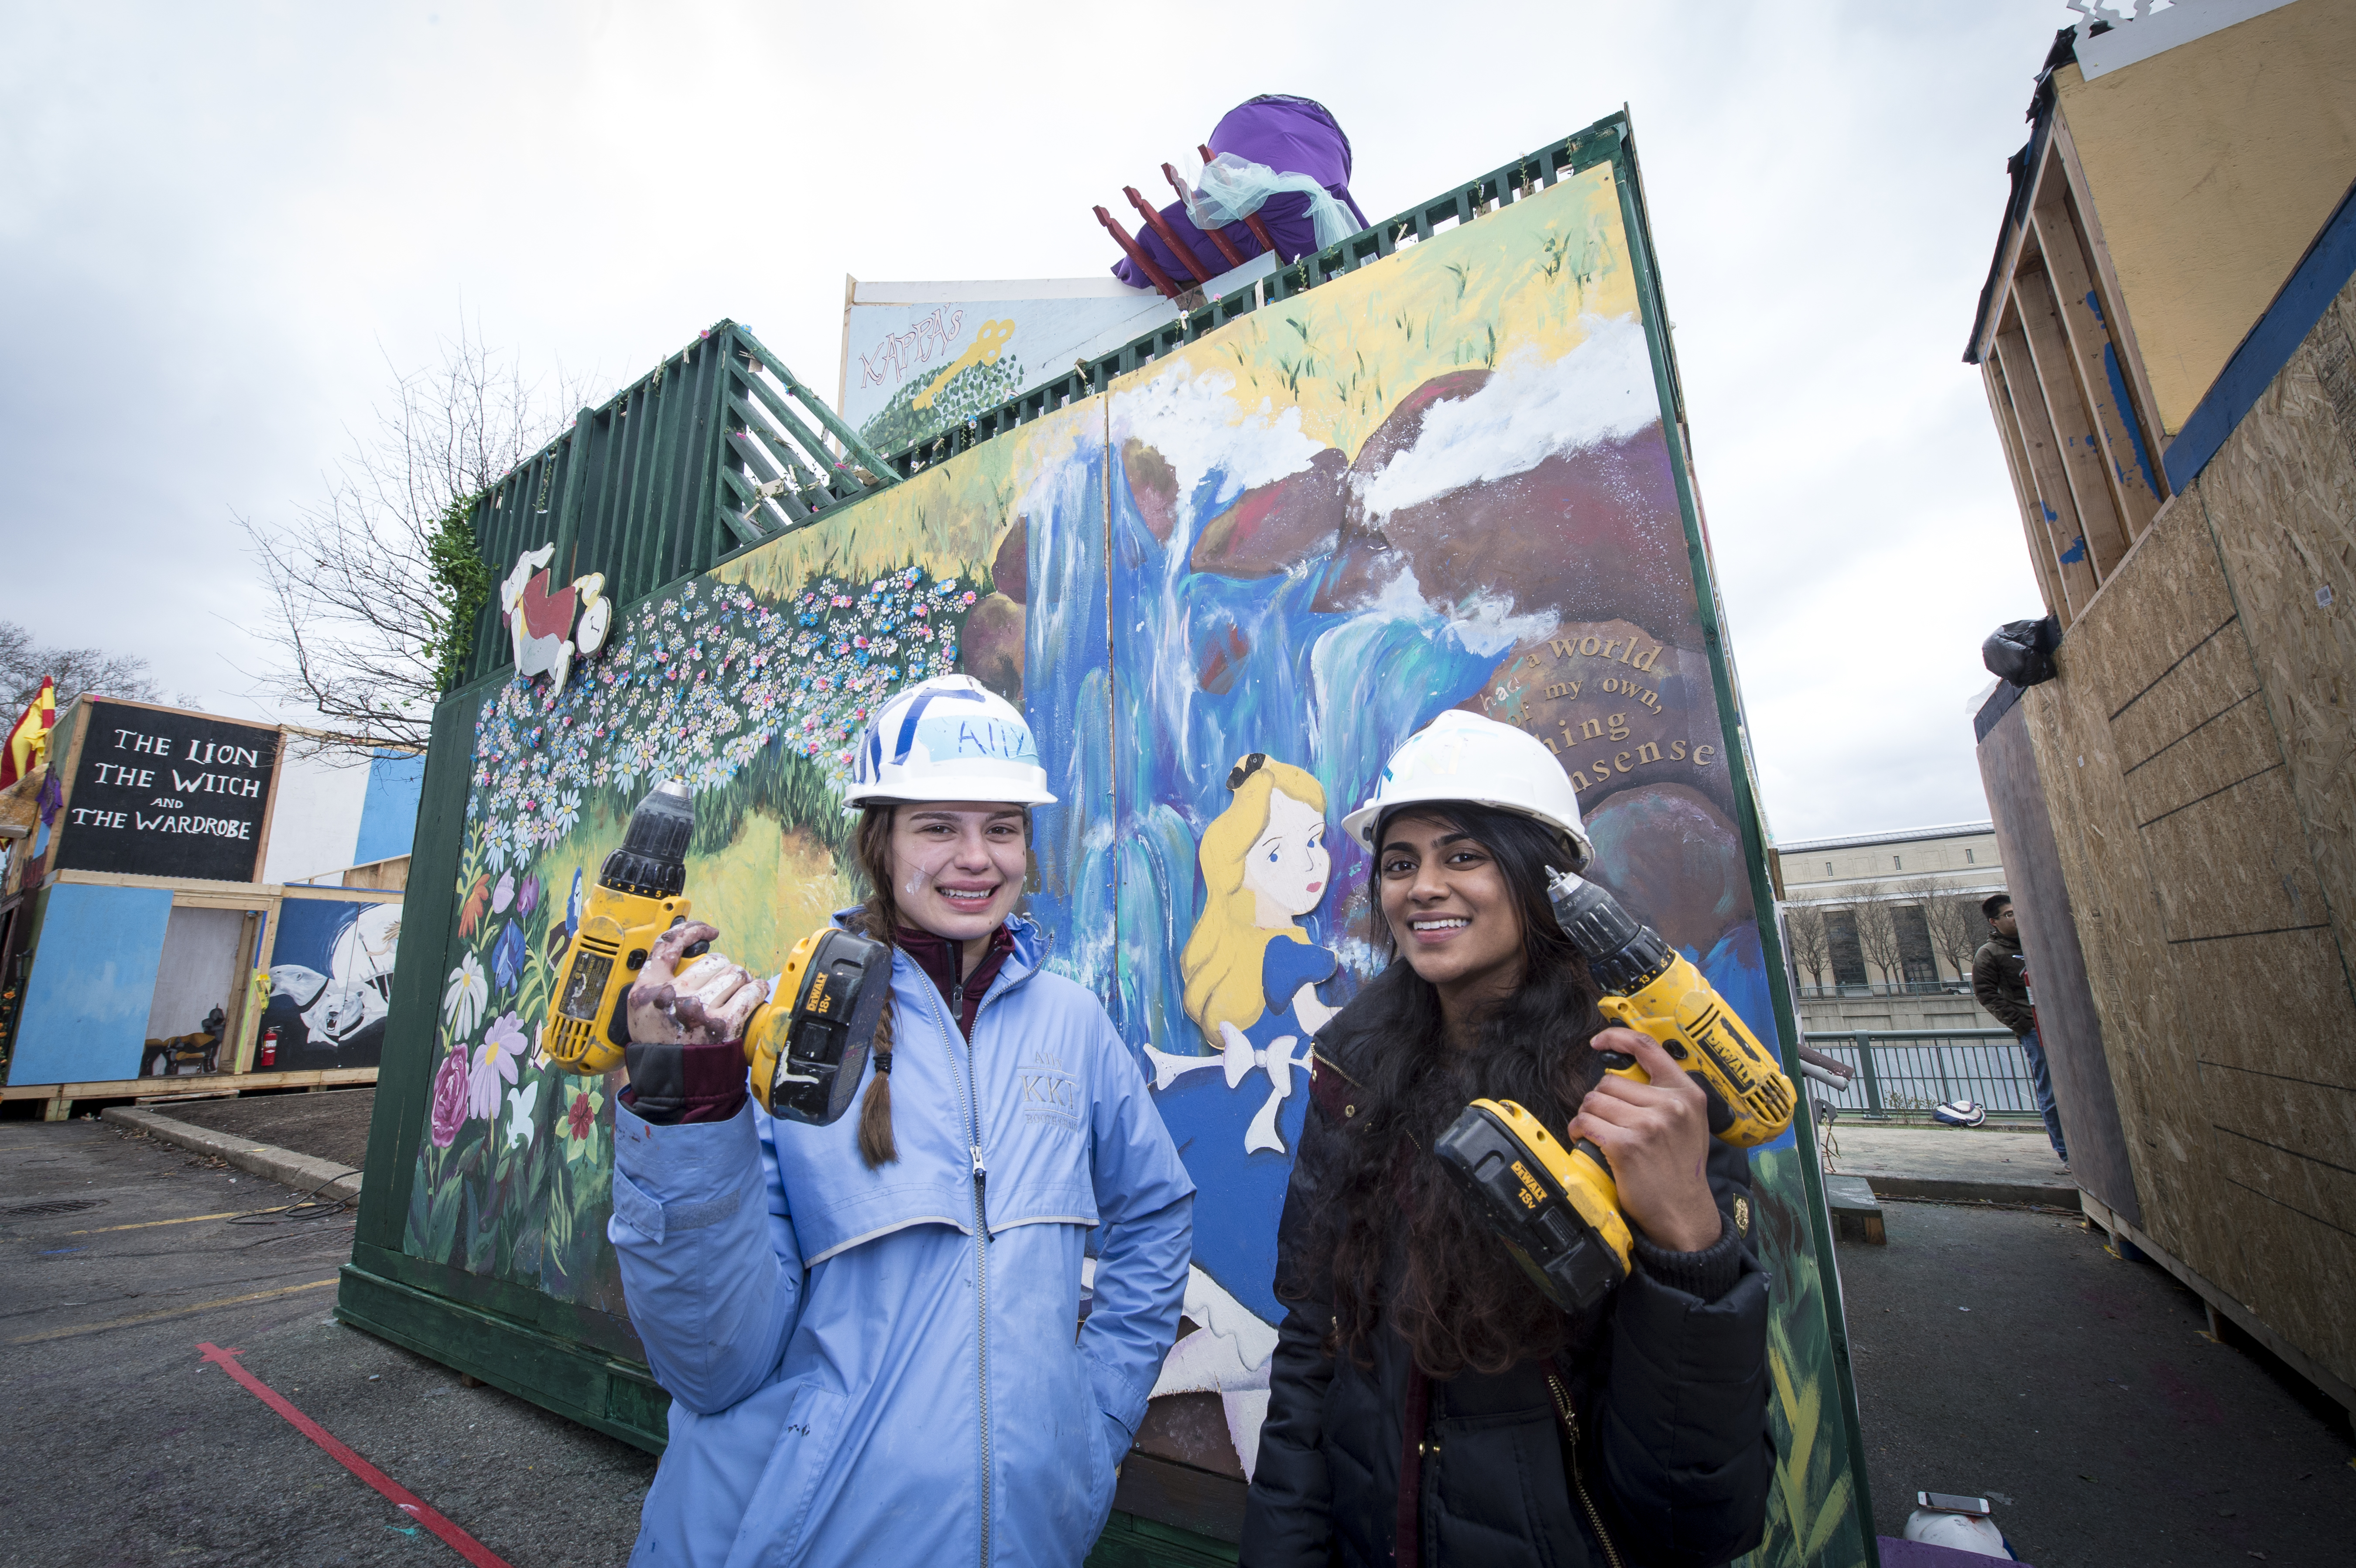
[1314,802,1612,1378]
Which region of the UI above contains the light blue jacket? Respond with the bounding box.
[609,914,1194,1568]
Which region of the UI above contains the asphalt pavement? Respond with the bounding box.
[1839,1197,2356,1567]
[1,1114,652,1567]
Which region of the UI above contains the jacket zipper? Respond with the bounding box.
[1547,1370,1623,1568]
[914,968,992,1568]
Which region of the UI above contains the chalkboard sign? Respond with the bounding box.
[54,703,281,882]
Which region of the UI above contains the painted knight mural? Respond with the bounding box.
[399,155,1864,1567]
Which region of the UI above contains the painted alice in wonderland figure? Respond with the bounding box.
[1145,753,1345,1475]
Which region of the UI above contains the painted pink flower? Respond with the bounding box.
[568,1091,595,1140]
[429,1045,469,1147]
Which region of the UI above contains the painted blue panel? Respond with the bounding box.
[8,883,173,1085]
[2164,175,2356,491]
[354,749,426,865]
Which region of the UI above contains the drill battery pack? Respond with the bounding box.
[1434,1097,1634,1314]
[745,927,892,1125]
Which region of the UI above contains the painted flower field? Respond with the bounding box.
[404,562,984,1310]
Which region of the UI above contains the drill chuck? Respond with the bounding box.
[599,778,693,897]
[1547,866,1672,993]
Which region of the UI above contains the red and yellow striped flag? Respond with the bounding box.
[2,677,56,789]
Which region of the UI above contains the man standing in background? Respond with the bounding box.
[1974,894,2068,1171]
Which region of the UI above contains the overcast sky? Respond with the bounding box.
[0,1,2089,842]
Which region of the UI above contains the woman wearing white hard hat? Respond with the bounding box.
[1243,709,1772,1568]
[606,674,1194,1567]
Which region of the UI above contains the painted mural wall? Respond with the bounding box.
[265,891,403,1071]
[401,155,1864,1567]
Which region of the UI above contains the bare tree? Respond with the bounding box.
[1782,902,1832,990]
[240,320,585,753]
[1901,879,1983,981]
[0,622,161,712]
[1847,881,1905,989]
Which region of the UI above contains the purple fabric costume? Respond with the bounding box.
[1110,94,1371,290]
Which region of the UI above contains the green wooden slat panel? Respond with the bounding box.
[727,350,856,501]
[336,1261,667,1453]
[729,322,896,482]
[645,353,694,583]
[724,387,817,494]
[354,677,487,1251]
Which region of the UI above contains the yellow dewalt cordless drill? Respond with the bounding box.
[1435,868,1796,1311]
[544,780,890,1126]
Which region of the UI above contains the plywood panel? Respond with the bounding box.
[2069,492,2237,716]
[2026,486,2356,1393]
[6,883,174,1085]
[2198,276,2356,1008]
[2109,633,2268,826]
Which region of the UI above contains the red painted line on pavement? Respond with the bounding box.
[196,1342,513,1568]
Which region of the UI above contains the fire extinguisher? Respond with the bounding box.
[260,1027,279,1069]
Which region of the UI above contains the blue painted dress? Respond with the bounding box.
[1153,933,1339,1324]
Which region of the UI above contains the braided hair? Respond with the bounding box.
[849,807,902,1167]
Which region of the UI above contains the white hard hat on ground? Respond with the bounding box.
[1902,1508,2009,1558]
[845,674,1058,807]
[1342,709,1592,866]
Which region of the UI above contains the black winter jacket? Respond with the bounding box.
[1241,990,1775,1568]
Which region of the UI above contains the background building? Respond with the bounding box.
[1966,0,2356,1426]
[1774,821,2007,1036]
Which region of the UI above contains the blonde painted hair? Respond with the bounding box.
[1180,755,1327,1050]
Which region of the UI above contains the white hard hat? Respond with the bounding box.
[845,674,1057,807]
[1342,709,1592,866]
[1903,1509,2007,1558]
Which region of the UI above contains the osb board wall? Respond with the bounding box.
[2019,479,2356,1390]
[2198,276,2356,1016]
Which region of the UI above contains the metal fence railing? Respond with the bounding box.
[1799,1029,2042,1119]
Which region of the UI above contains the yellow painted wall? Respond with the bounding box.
[2055,0,2356,436]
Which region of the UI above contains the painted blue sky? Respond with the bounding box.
[0,1,2098,841]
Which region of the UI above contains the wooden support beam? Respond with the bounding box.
[1199,145,1281,257]
[1983,363,2072,627]
[2014,268,2132,578]
[1164,164,1245,269]
[1093,205,1182,299]
[2031,199,2164,539]
[1992,325,2102,617]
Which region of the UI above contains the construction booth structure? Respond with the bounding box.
[0,697,420,1116]
[343,113,1878,1567]
[1965,0,2356,1424]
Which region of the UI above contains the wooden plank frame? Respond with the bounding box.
[2013,264,2132,576]
[1968,103,2177,629]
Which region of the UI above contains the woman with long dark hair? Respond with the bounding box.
[606,674,1194,1567]
[1243,710,1772,1568]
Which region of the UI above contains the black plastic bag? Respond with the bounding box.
[1982,615,2061,686]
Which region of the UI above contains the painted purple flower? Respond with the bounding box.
[468,1011,527,1121]
[492,870,516,914]
[517,874,542,916]
[492,918,527,991]
[428,1044,469,1147]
